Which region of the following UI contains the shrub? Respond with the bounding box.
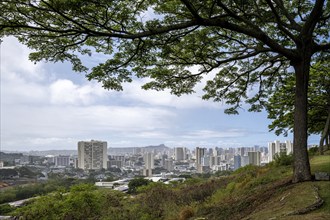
[308,146,319,156]
[273,152,293,166]
[127,178,151,194]
[179,206,195,220]
[0,204,15,215]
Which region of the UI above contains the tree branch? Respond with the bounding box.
[301,0,325,37]
[180,0,202,20]
[201,17,298,60]
[265,0,299,44]
[314,43,330,52]
[273,0,302,31]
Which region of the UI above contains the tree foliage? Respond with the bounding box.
[1,0,330,182]
[10,159,329,220]
[127,177,151,194]
[267,61,330,137]
[273,152,294,166]
[0,0,327,108]
[0,178,91,204]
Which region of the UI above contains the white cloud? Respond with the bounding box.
[2,105,175,136]
[121,78,222,109]
[1,37,46,81]
[1,103,176,150]
[1,71,48,104]
[49,79,106,105]
[182,129,246,139]
[130,131,170,139]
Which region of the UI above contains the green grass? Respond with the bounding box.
[242,154,330,220]
[10,154,330,220]
[310,154,330,174]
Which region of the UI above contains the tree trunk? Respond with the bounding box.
[319,107,330,155]
[327,132,330,150]
[319,135,324,155]
[292,56,312,183]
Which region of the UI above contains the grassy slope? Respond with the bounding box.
[243,153,330,220]
[7,152,330,220]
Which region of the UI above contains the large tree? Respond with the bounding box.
[267,61,330,154]
[1,0,329,182]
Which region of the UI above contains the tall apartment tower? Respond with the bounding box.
[248,151,261,166]
[55,155,70,167]
[78,140,108,170]
[233,155,241,170]
[143,152,154,176]
[268,140,293,162]
[195,147,206,165]
[196,147,207,173]
[285,140,293,154]
[174,147,186,161]
[268,142,276,162]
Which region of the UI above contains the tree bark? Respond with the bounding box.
[292,53,312,183]
[319,107,330,155]
[327,132,330,150]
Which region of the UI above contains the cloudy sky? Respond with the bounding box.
[0,37,319,151]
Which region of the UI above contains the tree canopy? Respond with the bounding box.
[1,0,329,182]
[128,177,151,194]
[267,61,330,138]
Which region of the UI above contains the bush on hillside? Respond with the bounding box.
[308,146,319,156]
[127,178,151,194]
[0,204,15,215]
[274,152,293,166]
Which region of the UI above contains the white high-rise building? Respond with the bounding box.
[268,140,293,162]
[285,140,293,154]
[268,142,276,162]
[78,140,108,170]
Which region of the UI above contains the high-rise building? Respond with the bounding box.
[201,156,210,166]
[160,154,168,167]
[78,140,108,170]
[210,156,221,167]
[108,155,125,168]
[55,155,70,167]
[241,156,250,167]
[268,142,276,162]
[248,151,261,166]
[237,147,245,157]
[285,140,293,154]
[195,147,206,165]
[268,140,293,162]
[196,147,207,173]
[174,147,186,161]
[234,155,241,170]
[143,152,154,176]
[208,148,214,156]
[164,158,174,171]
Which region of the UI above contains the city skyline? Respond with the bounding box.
[0,37,319,151]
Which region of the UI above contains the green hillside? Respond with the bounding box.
[3,152,330,220]
[245,153,330,220]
